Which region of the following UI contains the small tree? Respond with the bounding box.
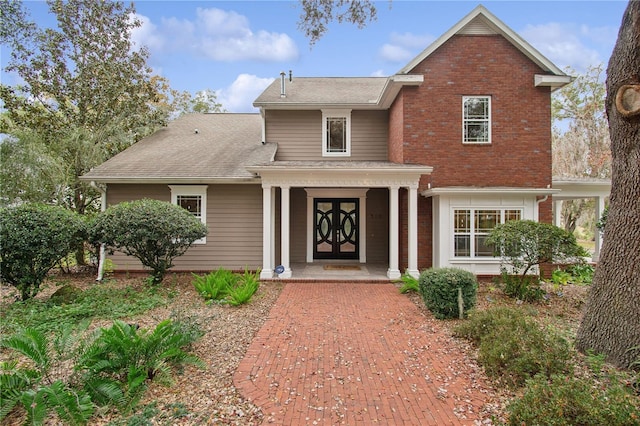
[90,199,207,284]
[487,220,589,283]
[0,204,87,301]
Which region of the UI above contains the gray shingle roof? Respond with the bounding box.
[253,77,388,106]
[81,113,275,183]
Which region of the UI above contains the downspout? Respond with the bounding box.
[90,181,107,281]
[535,195,549,222]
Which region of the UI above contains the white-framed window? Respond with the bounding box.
[462,96,491,144]
[169,185,208,244]
[453,208,521,257]
[322,109,351,157]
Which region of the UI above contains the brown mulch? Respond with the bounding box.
[1,273,590,425]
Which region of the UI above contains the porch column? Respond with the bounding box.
[554,200,563,228]
[407,185,419,278]
[260,184,274,279]
[388,185,401,279]
[280,185,292,278]
[593,195,605,262]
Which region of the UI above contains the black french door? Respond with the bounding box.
[314,199,359,259]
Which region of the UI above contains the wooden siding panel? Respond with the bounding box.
[267,110,388,161]
[104,184,263,272]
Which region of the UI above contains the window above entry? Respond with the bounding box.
[463,96,491,144]
[322,109,352,157]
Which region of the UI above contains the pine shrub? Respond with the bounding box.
[419,268,478,319]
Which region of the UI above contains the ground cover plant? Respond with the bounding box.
[0,273,280,425]
[192,268,260,306]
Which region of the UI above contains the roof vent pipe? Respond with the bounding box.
[289,70,292,82]
[280,71,286,98]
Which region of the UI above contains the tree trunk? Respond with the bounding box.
[575,1,640,369]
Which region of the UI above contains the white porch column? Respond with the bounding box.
[593,195,605,262]
[554,200,563,228]
[260,185,274,279]
[388,185,401,279]
[407,185,419,279]
[280,185,292,278]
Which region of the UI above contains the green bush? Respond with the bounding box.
[192,268,260,306]
[455,307,573,388]
[90,199,207,284]
[0,204,87,300]
[0,328,94,425]
[76,319,204,412]
[499,271,545,302]
[507,373,640,425]
[453,306,529,345]
[419,268,477,319]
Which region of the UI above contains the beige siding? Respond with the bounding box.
[366,188,389,263]
[289,188,307,263]
[105,184,263,272]
[267,110,388,161]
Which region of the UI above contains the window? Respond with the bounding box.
[463,96,491,144]
[322,109,351,156]
[169,185,208,244]
[453,208,521,257]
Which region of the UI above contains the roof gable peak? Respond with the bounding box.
[397,4,566,76]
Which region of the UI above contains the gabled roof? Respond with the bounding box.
[398,4,568,77]
[81,113,276,183]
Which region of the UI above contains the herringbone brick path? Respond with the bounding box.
[234,283,494,425]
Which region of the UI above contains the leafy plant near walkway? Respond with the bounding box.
[0,318,203,424]
[192,268,260,306]
[454,307,573,388]
[419,268,477,319]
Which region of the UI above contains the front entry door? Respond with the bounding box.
[314,199,359,259]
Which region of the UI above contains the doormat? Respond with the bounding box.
[323,264,361,271]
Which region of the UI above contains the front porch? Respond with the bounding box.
[270,262,391,282]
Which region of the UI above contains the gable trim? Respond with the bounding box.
[398,5,567,77]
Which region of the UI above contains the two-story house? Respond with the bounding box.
[81,5,576,280]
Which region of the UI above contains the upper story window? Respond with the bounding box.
[169,185,208,244]
[463,96,491,144]
[322,109,351,157]
[453,208,521,257]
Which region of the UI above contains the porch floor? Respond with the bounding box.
[273,262,392,282]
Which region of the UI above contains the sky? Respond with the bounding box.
[1,1,630,113]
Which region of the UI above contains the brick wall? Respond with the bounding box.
[399,34,553,191]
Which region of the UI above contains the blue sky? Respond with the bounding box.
[3,1,629,112]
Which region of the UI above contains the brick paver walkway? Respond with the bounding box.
[234,283,494,425]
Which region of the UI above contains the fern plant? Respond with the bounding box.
[226,268,260,306]
[396,273,420,294]
[192,268,235,301]
[75,319,204,413]
[0,328,94,425]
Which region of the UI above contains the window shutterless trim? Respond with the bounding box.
[321,109,352,157]
[462,96,491,144]
[169,185,208,244]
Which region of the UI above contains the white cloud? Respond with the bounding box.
[520,23,603,72]
[216,74,275,112]
[378,32,435,63]
[130,13,165,52]
[370,69,387,77]
[131,8,298,63]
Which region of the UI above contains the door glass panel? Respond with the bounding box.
[316,202,333,253]
[339,202,357,253]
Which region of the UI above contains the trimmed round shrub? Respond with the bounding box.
[90,199,207,284]
[0,204,87,300]
[419,267,478,319]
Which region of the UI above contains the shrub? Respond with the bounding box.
[192,268,260,306]
[90,199,207,284]
[455,307,573,388]
[487,220,588,285]
[75,319,204,412]
[419,268,477,319]
[500,271,545,302]
[0,328,94,425]
[0,204,87,301]
[453,306,529,346]
[507,373,640,425]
